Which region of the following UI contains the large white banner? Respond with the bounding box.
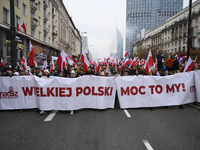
[0,76,116,110]
[195,70,200,102]
[115,72,196,109]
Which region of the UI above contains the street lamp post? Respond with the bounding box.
[10,0,16,72]
[187,0,192,60]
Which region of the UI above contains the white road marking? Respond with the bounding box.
[124,109,131,118]
[143,140,154,150]
[44,110,58,122]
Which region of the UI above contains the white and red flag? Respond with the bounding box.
[0,57,3,67]
[129,57,138,67]
[124,51,128,57]
[95,60,100,73]
[80,49,89,72]
[183,57,195,72]
[65,54,77,66]
[195,56,197,63]
[34,60,38,67]
[22,56,26,64]
[57,50,67,72]
[23,58,27,70]
[42,60,47,70]
[121,58,129,73]
[21,22,27,34]
[145,50,154,75]
[29,40,36,67]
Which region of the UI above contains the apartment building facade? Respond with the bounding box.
[57,0,81,58]
[0,0,81,64]
[133,0,200,56]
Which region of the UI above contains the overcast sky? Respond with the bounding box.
[63,0,196,61]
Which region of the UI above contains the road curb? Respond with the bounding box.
[187,103,200,111]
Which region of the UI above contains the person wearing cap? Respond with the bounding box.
[34,67,43,77]
[171,57,179,74]
[70,70,76,78]
[77,69,85,77]
[51,69,60,76]
[19,69,26,76]
[99,71,105,76]
[1,69,10,76]
[44,69,50,76]
[13,72,19,76]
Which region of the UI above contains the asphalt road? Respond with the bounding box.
[0,102,200,150]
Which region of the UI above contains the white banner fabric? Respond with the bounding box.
[195,70,200,102]
[0,76,116,110]
[115,72,196,109]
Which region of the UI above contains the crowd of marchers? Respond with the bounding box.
[0,55,199,115]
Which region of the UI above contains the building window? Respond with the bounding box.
[31,27,35,37]
[175,48,177,52]
[15,0,20,8]
[49,37,51,44]
[38,16,41,26]
[3,8,10,24]
[171,42,173,46]
[48,12,50,20]
[52,39,54,46]
[23,3,27,16]
[183,46,185,51]
[39,31,41,40]
[38,1,41,11]
[44,35,47,43]
[195,17,198,23]
[171,49,173,53]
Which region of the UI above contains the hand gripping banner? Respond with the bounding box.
[115,71,196,109]
[0,76,116,110]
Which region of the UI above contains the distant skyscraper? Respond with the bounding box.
[116,29,123,59]
[126,0,183,57]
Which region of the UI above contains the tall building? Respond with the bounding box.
[116,29,123,59]
[126,0,183,57]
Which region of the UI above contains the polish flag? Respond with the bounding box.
[34,60,38,67]
[145,49,154,75]
[21,22,27,34]
[57,50,67,71]
[42,60,47,70]
[23,58,27,70]
[195,56,197,63]
[65,54,77,66]
[17,19,19,31]
[183,57,195,72]
[57,42,59,47]
[22,56,26,63]
[129,57,138,67]
[80,49,89,72]
[121,58,129,73]
[0,57,3,67]
[29,40,36,67]
[124,51,128,57]
[95,60,100,73]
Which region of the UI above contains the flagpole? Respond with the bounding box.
[10,0,17,72]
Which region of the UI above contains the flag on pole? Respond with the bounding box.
[145,49,154,75]
[29,40,36,67]
[80,49,89,72]
[183,57,195,72]
[57,50,67,72]
[42,60,47,70]
[23,58,27,70]
[21,22,27,34]
[124,51,128,57]
[0,57,3,67]
[195,55,197,63]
